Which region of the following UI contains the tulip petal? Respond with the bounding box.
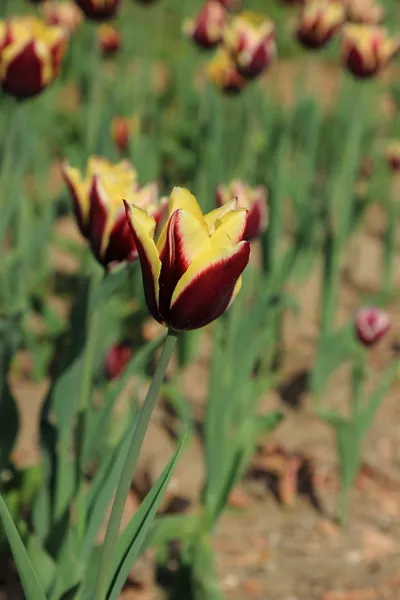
[204,199,237,232]
[87,176,109,262]
[169,241,250,330]
[158,209,211,318]
[1,39,52,98]
[104,209,138,267]
[124,201,162,323]
[62,163,90,236]
[210,208,248,246]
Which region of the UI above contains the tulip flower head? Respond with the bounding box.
[63,157,166,269]
[75,0,121,21]
[355,307,390,347]
[98,23,121,55]
[41,2,83,35]
[384,140,400,173]
[341,0,384,25]
[104,342,133,380]
[124,187,251,331]
[0,16,67,99]
[183,1,226,50]
[206,47,247,94]
[342,24,400,78]
[216,180,268,241]
[111,115,140,153]
[223,11,276,79]
[296,0,345,49]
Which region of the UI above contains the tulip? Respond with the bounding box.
[223,11,276,79]
[124,187,251,331]
[75,0,120,21]
[355,307,390,347]
[0,16,68,99]
[111,115,140,153]
[384,140,400,173]
[296,1,345,49]
[104,342,133,380]
[341,0,384,25]
[41,2,83,35]
[63,157,166,269]
[206,47,247,94]
[216,180,268,241]
[214,0,242,9]
[98,23,121,55]
[183,1,226,50]
[342,24,400,78]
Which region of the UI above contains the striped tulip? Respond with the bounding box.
[341,0,384,25]
[124,187,251,331]
[355,307,390,347]
[296,0,345,49]
[342,24,400,78]
[0,16,67,99]
[75,0,120,21]
[384,140,400,173]
[183,1,226,50]
[216,180,268,241]
[111,115,140,153]
[206,47,247,94]
[223,11,276,79]
[63,157,167,269]
[98,23,121,55]
[41,2,83,35]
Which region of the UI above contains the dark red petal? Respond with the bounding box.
[345,46,376,78]
[2,41,46,98]
[244,202,264,241]
[87,176,108,264]
[76,0,120,21]
[123,200,163,324]
[103,209,138,266]
[169,241,250,331]
[63,170,88,238]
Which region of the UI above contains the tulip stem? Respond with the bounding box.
[94,331,177,600]
[86,24,102,154]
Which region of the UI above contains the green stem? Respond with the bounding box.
[86,24,102,154]
[94,332,177,600]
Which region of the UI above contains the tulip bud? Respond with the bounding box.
[104,342,133,380]
[183,1,226,50]
[296,1,345,49]
[223,11,276,79]
[41,2,83,35]
[0,16,68,99]
[342,0,384,25]
[62,157,166,269]
[206,47,247,94]
[384,140,400,173]
[342,24,400,79]
[111,115,140,153]
[124,187,251,331]
[98,23,121,55]
[75,0,120,21]
[216,180,268,241]
[355,307,390,347]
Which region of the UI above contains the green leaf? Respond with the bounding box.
[106,433,187,600]
[26,535,57,594]
[0,493,47,600]
[359,359,400,434]
[253,411,284,437]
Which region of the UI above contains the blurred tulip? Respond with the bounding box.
[124,187,251,331]
[111,115,140,153]
[216,180,268,241]
[296,0,345,49]
[206,47,247,94]
[41,2,83,35]
[98,23,121,55]
[341,0,384,25]
[183,1,226,50]
[0,16,67,99]
[63,157,166,269]
[223,11,276,79]
[104,342,133,380]
[214,0,242,10]
[342,24,400,78]
[355,307,390,347]
[384,140,400,173]
[75,0,120,21]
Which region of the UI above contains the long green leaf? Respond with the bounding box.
[0,494,47,600]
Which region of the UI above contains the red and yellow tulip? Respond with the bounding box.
[205,47,247,94]
[98,23,121,55]
[223,11,276,79]
[342,24,400,78]
[124,187,251,331]
[75,0,121,21]
[111,115,140,153]
[216,180,268,241]
[184,1,226,50]
[63,157,166,269]
[296,0,345,49]
[384,140,400,173]
[41,2,83,35]
[0,16,67,99]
